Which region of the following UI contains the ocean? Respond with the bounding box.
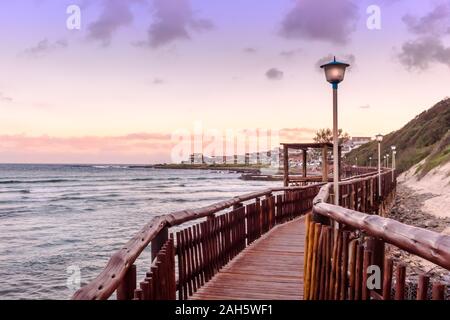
[0,164,278,300]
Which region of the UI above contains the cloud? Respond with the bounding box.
[315,54,356,72]
[0,133,173,162]
[87,0,143,46]
[359,104,371,109]
[144,0,214,48]
[280,49,302,59]
[0,92,13,103]
[398,3,450,71]
[265,68,284,80]
[22,39,68,58]
[243,47,257,54]
[152,78,165,85]
[280,0,359,45]
[0,132,174,163]
[402,3,450,36]
[398,37,450,70]
[279,128,317,143]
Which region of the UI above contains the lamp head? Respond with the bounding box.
[376,134,383,142]
[391,145,396,151]
[320,56,350,87]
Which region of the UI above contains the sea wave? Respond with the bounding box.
[0,179,80,185]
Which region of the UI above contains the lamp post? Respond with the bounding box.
[391,146,396,181]
[355,157,358,167]
[376,134,383,197]
[320,57,350,206]
[386,154,390,168]
[369,156,372,167]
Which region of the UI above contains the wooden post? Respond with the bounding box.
[303,149,307,178]
[432,282,445,300]
[322,145,328,182]
[283,145,289,187]
[338,146,342,181]
[395,264,406,300]
[362,250,373,300]
[116,264,137,300]
[366,237,385,294]
[382,258,393,300]
[152,227,168,261]
[416,275,429,300]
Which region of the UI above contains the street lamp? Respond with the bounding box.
[386,154,390,168]
[320,56,350,206]
[376,134,383,197]
[355,157,358,166]
[369,156,372,167]
[383,155,387,168]
[391,146,397,180]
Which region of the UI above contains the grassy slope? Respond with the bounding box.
[416,131,450,178]
[347,98,450,175]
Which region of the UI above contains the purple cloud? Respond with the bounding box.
[243,47,257,54]
[280,49,302,59]
[87,0,143,46]
[265,68,284,80]
[152,78,165,85]
[146,0,214,48]
[398,37,450,70]
[399,4,450,71]
[402,3,450,36]
[22,39,68,58]
[280,0,359,45]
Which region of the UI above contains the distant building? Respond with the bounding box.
[342,136,371,154]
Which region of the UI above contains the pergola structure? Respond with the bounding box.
[281,142,342,187]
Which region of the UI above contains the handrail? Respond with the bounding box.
[314,203,450,270]
[73,168,382,300]
[72,183,323,300]
[312,170,450,270]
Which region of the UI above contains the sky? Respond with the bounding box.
[0,0,449,164]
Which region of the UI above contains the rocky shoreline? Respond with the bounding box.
[388,183,450,285]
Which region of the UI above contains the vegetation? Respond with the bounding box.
[347,98,450,175]
[314,128,350,144]
[416,131,450,178]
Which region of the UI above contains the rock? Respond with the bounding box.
[425,220,439,228]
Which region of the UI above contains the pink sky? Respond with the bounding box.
[1,1,449,163]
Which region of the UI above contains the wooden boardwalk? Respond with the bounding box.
[191,216,306,300]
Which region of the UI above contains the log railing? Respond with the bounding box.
[72,181,326,300]
[305,169,450,300]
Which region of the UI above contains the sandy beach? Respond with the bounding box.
[399,161,450,220]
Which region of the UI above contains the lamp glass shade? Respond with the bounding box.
[391,145,396,151]
[320,57,350,84]
[376,134,383,142]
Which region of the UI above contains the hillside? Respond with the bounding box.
[347,98,450,175]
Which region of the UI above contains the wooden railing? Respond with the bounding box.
[287,166,378,187]
[72,183,324,300]
[305,169,450,300]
